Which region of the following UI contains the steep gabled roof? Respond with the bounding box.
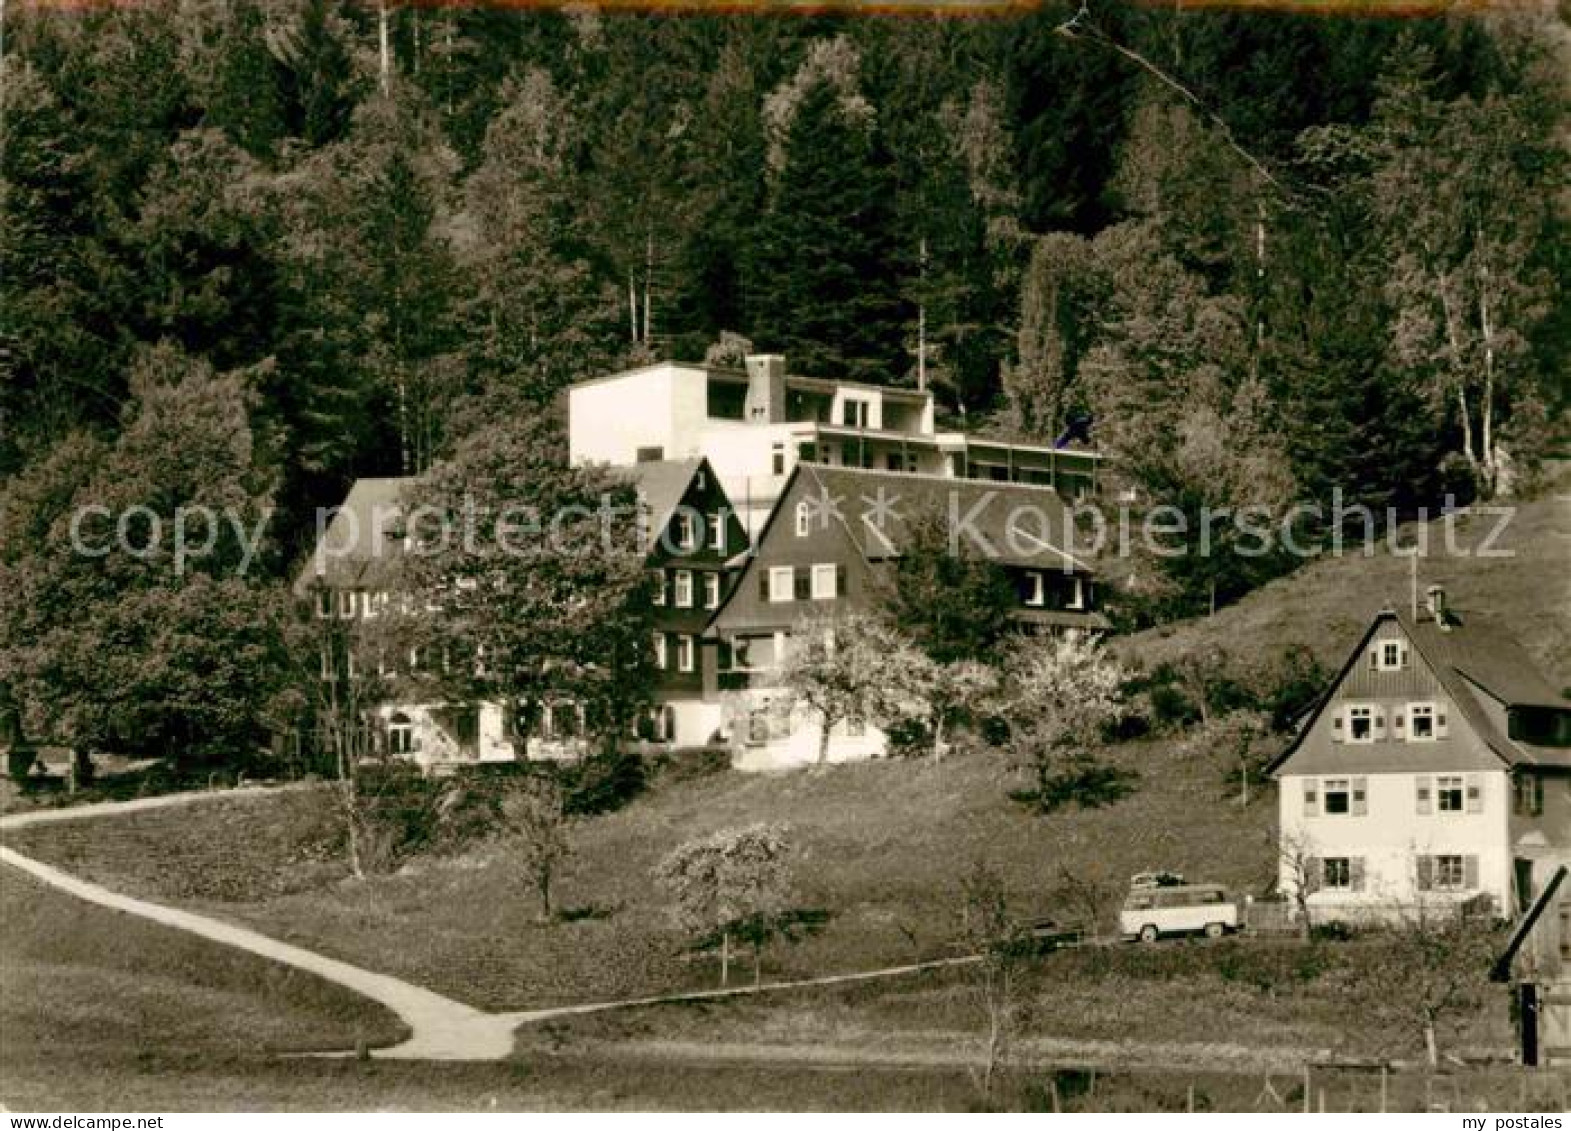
[617,457,706,546]
[1409,615,1566,710]
[1268,606,1571,777]
[292,476,414,595]
[798,464,1092,573]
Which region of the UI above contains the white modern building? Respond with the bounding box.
[568,355,1102,533]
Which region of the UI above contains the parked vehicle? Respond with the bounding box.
[1119,880,1239,942]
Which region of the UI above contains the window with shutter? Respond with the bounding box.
[768,567,795,604]
[1409,702,1436,741]
[1463,855,1479,890]
[1331,714,1344,742]
[1416,776,1433,815]
[1373,707,1386,737]
[1350,858,1366,892]
[811,563,837,600]
[1353,777,1368,816]
[793,568,811,600]
[1393,708,1405,734]
[1436,707,1449,737]
[1369,648,1379,671]
[1303,781,1318,816]
[1416,856,1434,891]
[1533,775,1545,816]
[1465,777,1483,814]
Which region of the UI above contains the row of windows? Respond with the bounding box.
[667,510,728,555]
[653,632,696,673]
[1313,854,1479,892]
[743,703,865,745]
[316,589,400,620]
[764,564,842,604]
[320,645,482,680]
[1024,572,1087,611]
[1303,775,1485,817]
[1331,701,1449,743]
[652,569,723,610]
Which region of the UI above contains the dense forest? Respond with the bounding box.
[0,2,1565,765]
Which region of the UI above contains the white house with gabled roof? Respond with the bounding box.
[1269,586,1571,924]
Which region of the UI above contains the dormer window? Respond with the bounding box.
[709,513,726,553]
[1025,572,1045,608]
[1067,577,1086,611]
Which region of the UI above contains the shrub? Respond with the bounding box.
[1254,645,1329,733]
[649,745,733,782]
[561,748,646,815]
[1147,680,1200,731]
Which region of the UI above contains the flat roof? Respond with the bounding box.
[568,359,931,401]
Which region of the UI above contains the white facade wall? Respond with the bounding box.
[371,700,519,772]
[698,420,801,534]
[569,364,689,466]
[668,698,725,749]
[1278,769,1514,920]
[717,688,890,771]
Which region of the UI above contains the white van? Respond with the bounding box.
[1119,882,1239,942]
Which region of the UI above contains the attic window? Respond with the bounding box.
[1025,572,1045,608]
[1375,641,1409,671]
[794,501,812,538]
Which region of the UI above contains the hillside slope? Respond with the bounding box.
[1121,494,1571,683]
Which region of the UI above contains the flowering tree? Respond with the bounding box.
[777,612,917,766]
[1000,632,1125,810]
[654,823,795,987]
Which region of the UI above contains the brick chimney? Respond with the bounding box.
[744,354,786,424]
